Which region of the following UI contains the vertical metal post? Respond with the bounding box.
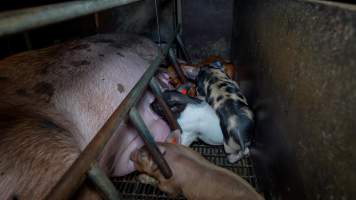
[168,48,187,83]
[87,163,122,200]
[172,0,177,33]
[176,0,182,32]
[129,107,172,179]
[94,13,100,32]
[176,34,192,63]
[149,77,181,130]
[154,0,161,46]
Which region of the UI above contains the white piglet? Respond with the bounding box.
[151,91,224,146]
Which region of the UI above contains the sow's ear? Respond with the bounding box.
[166,129,182,144]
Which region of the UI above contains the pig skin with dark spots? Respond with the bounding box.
[0,34,170,199]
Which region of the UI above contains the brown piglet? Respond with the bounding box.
[130,133,264,200]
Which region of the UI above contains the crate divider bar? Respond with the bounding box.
[149,77,181,131]
[88,163,123,200]
[129,106,173,178]
[168,48,188,83]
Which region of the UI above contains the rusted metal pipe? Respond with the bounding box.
[87,163,122,200]
[0,0,141,37]
[168,48,188,83]
[129,107,173,178]
[176,34,192,63]
[46,29,179,200]
[149,77,181,130]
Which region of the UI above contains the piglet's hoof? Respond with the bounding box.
[227,152,243,163]
[137,174,158,186]
[243,147,250,156]
[227,147,250,163]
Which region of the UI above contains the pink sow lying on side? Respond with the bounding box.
[0,33,169,199]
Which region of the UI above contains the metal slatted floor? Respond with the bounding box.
[111,142,261,200]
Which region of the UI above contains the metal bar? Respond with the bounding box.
[46,28,179,200]
[87,163,122,200]
[176,34,192,63]
[154,0,161,46]
[168,48,188,83]
[94,13,100,32]
[0,0,141,37]
[171,0,180,59]
[176,0,183,33]
[129,107,172,178]
[149,77,181,130]
[172,0,178,33]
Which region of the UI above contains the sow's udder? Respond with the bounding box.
[100,92,170,177]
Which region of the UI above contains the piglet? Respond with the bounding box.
[130,133,264,200]
[196,61,254,163]
[151,90,224,146]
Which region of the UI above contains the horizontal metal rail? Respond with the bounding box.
[46,28,180,200]
[0,0,141,37]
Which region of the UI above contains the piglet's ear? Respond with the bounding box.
[166,129,182,145]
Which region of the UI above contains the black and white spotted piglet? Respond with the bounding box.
[196,61,254,163]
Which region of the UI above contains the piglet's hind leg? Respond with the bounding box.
[181,131,197,146]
